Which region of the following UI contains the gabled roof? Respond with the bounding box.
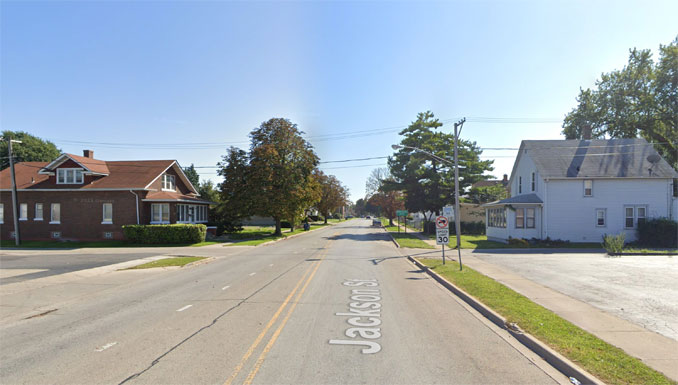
[41,153,110,175]
[510,138,678,181]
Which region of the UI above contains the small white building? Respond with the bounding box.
[484,138,678,243]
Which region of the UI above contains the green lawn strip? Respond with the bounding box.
[379,217,435,249]
[0,240,219,248]
[223,223,328,246]
[422,234,602,250]
[418,258,675,385]
[622,248,678,255]
[125,256,207,270]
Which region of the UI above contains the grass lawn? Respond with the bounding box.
[380,218,435,249]
[223,223,331,246]
[418,258,674,385]
[622,248,678,255]
[423,234,602,250]
[0,240,221,249]
[124,256,207,269]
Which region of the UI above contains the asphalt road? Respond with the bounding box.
[0,220,564,384]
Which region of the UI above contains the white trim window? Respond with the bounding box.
[151,203,170,223]
[596,208,606,227]
[56,169,84,184]
[35,203,43,220]
[162,174,176,191]
[624,205,647,228]
[51,203,61,224]
[515,208,525,228]
[526,208,535,228]
[102,203,113,224]
[19,203,28,220]
[0,203,3,224]
[487,208,506,228]
[584,180,593,197]
[176,204,208,223]
[531,172,536,192]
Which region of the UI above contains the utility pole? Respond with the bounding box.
[5,136,22,246]
[453,118,465,271]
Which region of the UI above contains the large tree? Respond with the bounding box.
[365,167,404,226]
[216,147,253,233]
[315,170,349,224]
[562,37,678,168]
[247,118,321,235]
[387,111,493,232]
[183,164,200,188]
[1,131,61,170]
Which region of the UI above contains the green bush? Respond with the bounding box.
[280,221,292,229]
[450,221,486,235]
[507,237,529,247]
[602,233,626,256]
[122,224,207,244]
[637,218,677,248]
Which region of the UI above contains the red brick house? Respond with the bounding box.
[0,150,215,241]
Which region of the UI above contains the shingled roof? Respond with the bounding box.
[515,138,678,179]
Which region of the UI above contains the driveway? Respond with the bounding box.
[471,251,678,341]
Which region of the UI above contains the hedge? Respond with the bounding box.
[122,224,207,244]
[637,218,677,248]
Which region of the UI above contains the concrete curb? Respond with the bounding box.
[408,256,605,385]
[381,226,400,248]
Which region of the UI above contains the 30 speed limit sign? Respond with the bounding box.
[436,229,449,245]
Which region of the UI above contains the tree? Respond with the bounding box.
[247,118,321,235]
[197,180,220,204]
[315,170,349,223]
[365,167,404,226]
[354,198,366,217]
[387,111,494,232]
[1,131,61,170]
[562,37,678,168]
[468,184,508,204]
[183,164,200,188]
[216,147,252,233]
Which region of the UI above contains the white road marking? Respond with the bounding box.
[249,272,256,276]
[176,305,193,312]
[222,285,231,290]
[95,342,117,352]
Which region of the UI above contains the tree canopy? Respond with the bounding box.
[315,170,349,223]
[216,147,252,233]
[562,37,678,168]
[183,164,200,188]
[386,111,493,228]
[365,167,404,226]
[1,131,61,170]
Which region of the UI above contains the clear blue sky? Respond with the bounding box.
[2,1,676,202]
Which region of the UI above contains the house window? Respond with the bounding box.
[526,208,535,228]
[162,174,176,191]
[0,203,3,223]
[19,203,28,220]
[515,208,525,228]
[103,232,113,239]
[596,209,606,227]
[56,169,84,184]
[51,203,61,224]
[584,180,593,197]
[51,231,61,239]
[518,176,522,194]
[151,203,170,223]
[624,205,648,228]
[35,203,43,220]
[177,204,208,223]
[531,172,536,192]
[102,203,113,224]
[637,207,646,227]
[487,208,506,228]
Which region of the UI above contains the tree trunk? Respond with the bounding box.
[274,218,282,236]
[324,215,328,224]
[389,217,394,226]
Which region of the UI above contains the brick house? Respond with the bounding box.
[0,150,215,241]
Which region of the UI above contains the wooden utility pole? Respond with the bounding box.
[6,136,22,245]
[453,118,465,271]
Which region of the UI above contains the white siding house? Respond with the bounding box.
[484,138,678,243]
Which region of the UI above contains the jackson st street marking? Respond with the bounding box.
[329,279,382,354]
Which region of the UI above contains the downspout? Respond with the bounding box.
[543,179,548,239]
[130,190,140,224]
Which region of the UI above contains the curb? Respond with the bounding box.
[223,222,340,248]
[408,256,605,385]
[381,226,400,248]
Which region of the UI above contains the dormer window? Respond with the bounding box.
[162,174,176,191]
[56,169,84,184]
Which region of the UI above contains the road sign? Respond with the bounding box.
[435,215,449,229]
[396,210,408,217]
[436,229,449,245]
[443,206,453,218]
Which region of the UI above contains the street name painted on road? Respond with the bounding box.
[329,279,382,354]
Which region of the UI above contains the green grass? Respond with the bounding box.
[0,240,221,249]
[223,223,331,246]
[423,234,602,250]
[418,258,675,385]
[622,248,678,255]
[125,256,207,269]
[380,217,435,249]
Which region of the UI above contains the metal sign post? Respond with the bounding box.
[435,215,450,265]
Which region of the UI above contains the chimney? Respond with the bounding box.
[582,124,592,140]
[502,174,508,182]
[83,150,94,158]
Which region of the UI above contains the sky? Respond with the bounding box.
[2,0,677,202]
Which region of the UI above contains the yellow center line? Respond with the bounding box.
[242,247,327,385]
[223,239,332,385]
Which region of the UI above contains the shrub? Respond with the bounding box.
[602,233,626,256]
[637,218,677,248]
[308,215,320,222]
[332,213,342,219]
[507,237,530,247]
[122,224,207,244]
[280,221,292,229]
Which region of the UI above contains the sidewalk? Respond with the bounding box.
[402,243,678,381]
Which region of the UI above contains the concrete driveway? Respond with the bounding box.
[470,251,678,341]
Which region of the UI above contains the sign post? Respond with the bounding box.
[396,210,408,233]
[435,215,450,264]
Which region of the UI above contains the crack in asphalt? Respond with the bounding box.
[118,249,325,385]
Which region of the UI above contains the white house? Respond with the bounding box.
[484,138,678,243]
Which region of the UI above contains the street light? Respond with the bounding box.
[391,144,464,168]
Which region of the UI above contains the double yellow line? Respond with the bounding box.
[224,239,330,385]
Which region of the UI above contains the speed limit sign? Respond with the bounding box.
[436,228,449,245]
